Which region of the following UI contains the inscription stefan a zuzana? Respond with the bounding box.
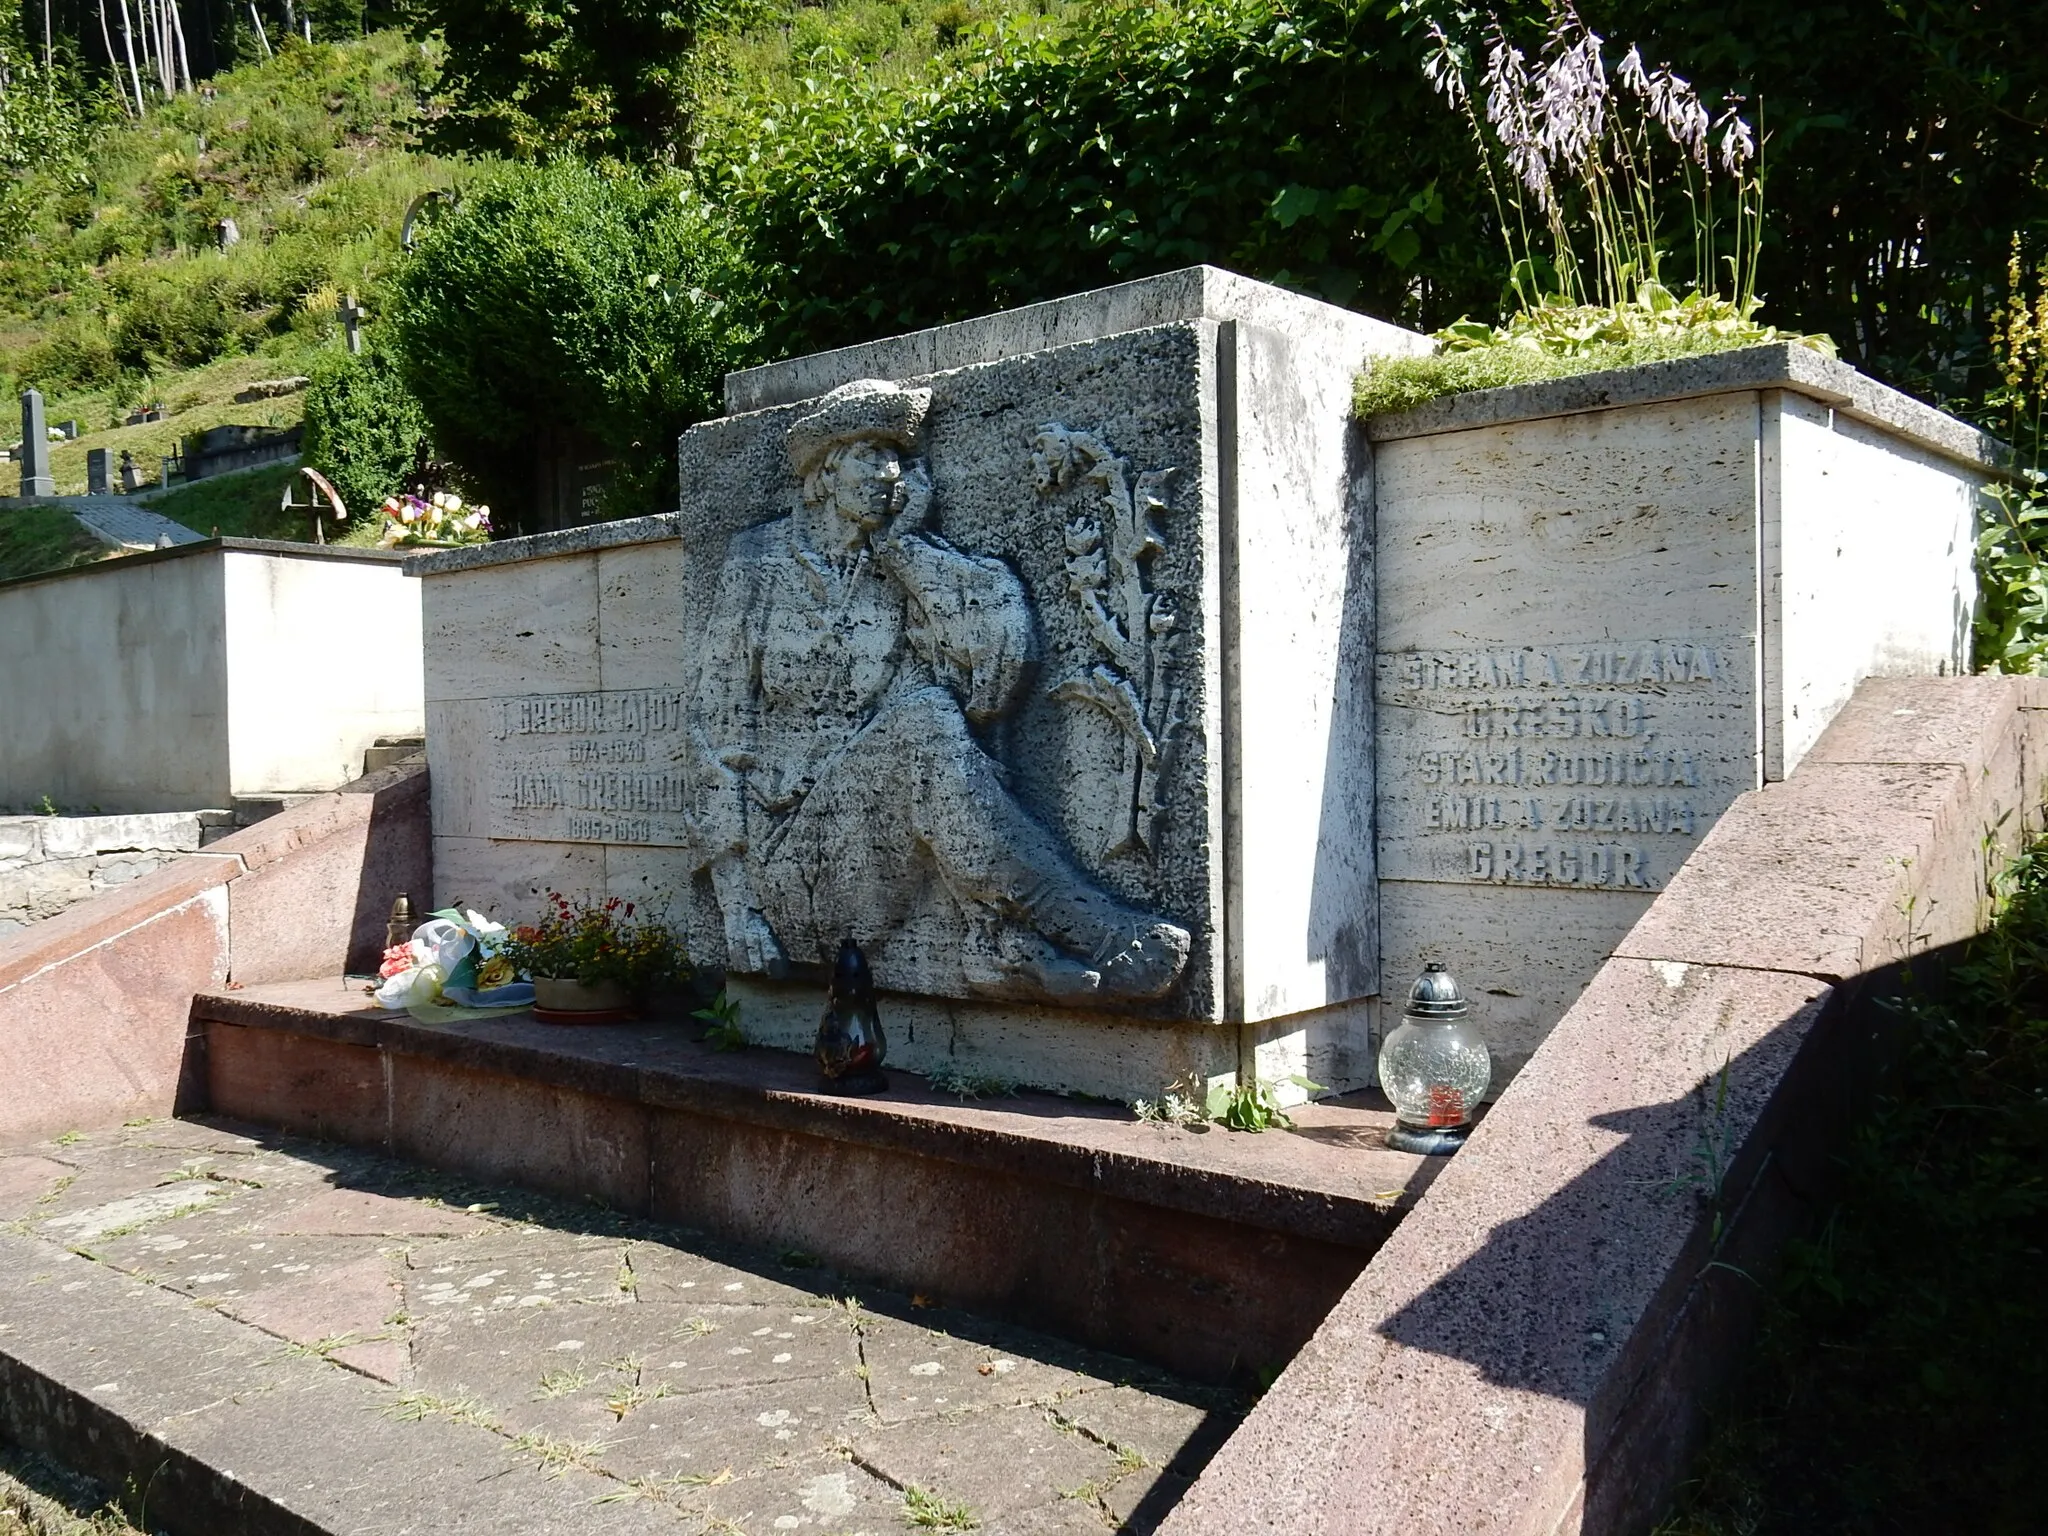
[1386,640,1731,892]
[491,689,694,847]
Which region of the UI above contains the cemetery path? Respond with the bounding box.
[0,1119,1241,1535]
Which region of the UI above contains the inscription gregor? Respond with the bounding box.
[489,688,695,847]
[1383,640,1734,890]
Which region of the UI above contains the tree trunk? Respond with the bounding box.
[247,1,272,60]
[96,0,135,116]
[115,0,147,112]
[169,0,193,92]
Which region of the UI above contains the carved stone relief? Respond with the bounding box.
[683,379,1192,1006]
[1030,424,1185,860]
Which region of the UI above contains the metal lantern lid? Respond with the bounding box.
[1404,961,1469,1021]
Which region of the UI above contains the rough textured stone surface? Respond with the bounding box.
[0,1118,1240,1533]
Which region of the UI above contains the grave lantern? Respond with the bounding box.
[816,939,888,1095]
[1379,963,1491,1155]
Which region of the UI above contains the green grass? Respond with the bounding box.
[147,460,380,544]
[1657,842,2048,1534]
[0,505,110,585]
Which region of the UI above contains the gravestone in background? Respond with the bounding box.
[17,391,53,497]
[86,449,111,496]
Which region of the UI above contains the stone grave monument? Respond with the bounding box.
[86,448,111,496]
[17,390,54,497]
[409,266,1999,1102]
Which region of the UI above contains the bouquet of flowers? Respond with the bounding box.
[374,906,535,1010]
[377,490,492,548]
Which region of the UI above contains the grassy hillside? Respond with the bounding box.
[1,31,454,517]
[0,6,1066,566]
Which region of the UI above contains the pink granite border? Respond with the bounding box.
[1162,675,2048,1536]
[0,762,429,1146]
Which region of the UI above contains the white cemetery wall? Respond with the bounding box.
[0,542,422,813]
[0,550,228,811]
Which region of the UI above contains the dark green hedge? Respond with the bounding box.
[302,340,434,518]
[710,0,1498,357]
[385,159,759,529]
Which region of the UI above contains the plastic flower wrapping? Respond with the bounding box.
[373,906,535,1010]
[377,490,492,549]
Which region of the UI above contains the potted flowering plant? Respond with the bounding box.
[376,490,492,548]
[498,892,691,1022]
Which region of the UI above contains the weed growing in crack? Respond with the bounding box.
[903,1484,979,1531]
[534,1367,589,1399]
[511,1431,607,1478]
[383,1391,502,1431]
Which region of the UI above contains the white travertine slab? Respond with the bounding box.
[1764,391,1979,778]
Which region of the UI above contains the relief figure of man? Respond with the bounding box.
[687,379,1190,1003]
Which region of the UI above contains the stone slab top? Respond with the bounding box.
[1364,340,2009,472]
[724,264,1432,414]
[0,534,412,596]
[195,977,1436,1249]
[402,511,681,578]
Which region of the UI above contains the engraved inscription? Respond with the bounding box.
[1381,640,1742,891]
[489,688,696,847]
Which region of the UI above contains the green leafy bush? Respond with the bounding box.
[302,341,434,518]
[708,0,1494,356]
[385,159,759,528]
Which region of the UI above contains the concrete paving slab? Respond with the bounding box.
[1054,1385,1235,1476]
[0,1156,75,1222]
[857,1311,1106,1424]
[0,1120,1241,1533]
[404,1231,635,1314]
[690,1452,904,1534]
[850,1404,1123,1525]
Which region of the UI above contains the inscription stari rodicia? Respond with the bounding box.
[1381,640,1742,892]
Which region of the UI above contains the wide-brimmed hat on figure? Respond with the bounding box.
[787,379,932,476]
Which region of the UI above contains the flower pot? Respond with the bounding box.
[531,976,636,1023]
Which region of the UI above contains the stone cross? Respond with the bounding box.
[119,450,140,493]
[86,447,111,495]
[341,294,363,355]
[17,390,54,497]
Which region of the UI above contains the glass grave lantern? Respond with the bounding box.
[1379,962,1491,1155]
[816,939,889,1095]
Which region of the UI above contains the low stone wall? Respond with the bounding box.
[0,761,430,1147]
[0,811,233,933]
[1160,674,2048,1536]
